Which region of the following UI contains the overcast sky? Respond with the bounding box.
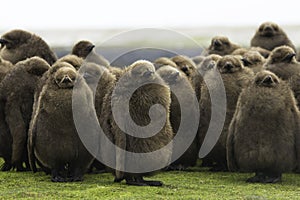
[1,0,300,29]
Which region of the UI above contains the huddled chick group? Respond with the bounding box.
[0,21,299,186]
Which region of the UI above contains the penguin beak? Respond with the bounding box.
[61,75,73,84]
[207,61,216,70]
[86,45,95,53]
[262,25,274,37]
[143,70,154,78]
[0,38,8,45]
[213,39,222,47]
[224,62,233,71]
[153,63,162,69]
[241,58,252,66]
[181,66,188,73]
[283,53,296,62]
[262,75,274,85]
[264,25,273,32]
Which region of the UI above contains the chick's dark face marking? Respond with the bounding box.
[255,71,280,88]
[130,62,155,80]
[210,36,231,51]
[258,22,280,37]
[54,67,77,88]
[157,66,180,84]
[72,40,95,58]
[242,51,264,67]
[217,56,243,74]
[0,30,32,50]
[268,46,296,64]
[80,63,103,85]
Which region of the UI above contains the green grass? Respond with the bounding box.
[0,159,299,200]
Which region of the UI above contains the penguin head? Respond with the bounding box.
[267,45,297,64]
[255,70,280,87]
[217,55,244,74]
[0,29,32,50]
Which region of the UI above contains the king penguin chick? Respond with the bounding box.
[190,54,222,101]
[72,40,110,67]
[227,70,300,183]
[206,36,240,56]
[0,29,57,65]
[157,65,200,170]
[198,55,254,171]
[28,62,98,182]
[241,50,265,74]
[100,60,173,186]
[0,57,50,171]
[250,22,296,52]
[264,45,300,80]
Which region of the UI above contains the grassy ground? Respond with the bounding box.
[0,159,299,200]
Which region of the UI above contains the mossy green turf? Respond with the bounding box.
[0,159,299,200]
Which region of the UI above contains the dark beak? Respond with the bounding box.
[264,26,273,31]
[262,75,273,84]
[241,58,252,66]
[61,75,73,83]
[0,38,8,45]
[207,61,216,70]
[262,26,274,37]
[143,70,154,78]
[213,39,222,47]
[86,45,95,53]
[224,62,233,71]
[283,53,296,62]
[181,66,188,73]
